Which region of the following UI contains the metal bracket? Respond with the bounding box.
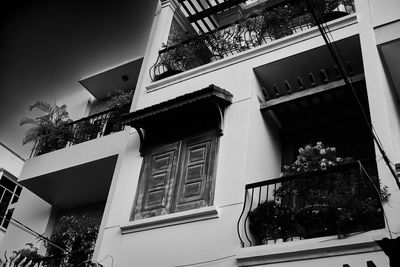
[213,102,225,136]
[133,126,146,157]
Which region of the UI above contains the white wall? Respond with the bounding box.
[368,0,400,28]
[0,189,52,253]
[0,144,24,177]
[0,144,24,247]
[356,0,400,234]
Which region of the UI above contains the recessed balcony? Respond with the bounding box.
[150,0,355,81]
[237,160,385,247]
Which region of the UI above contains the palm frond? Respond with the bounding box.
[28,101,52,113]
[20,117,37,126]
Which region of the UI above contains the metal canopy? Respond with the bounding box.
[123,84,233,156]
[178,0,248,33]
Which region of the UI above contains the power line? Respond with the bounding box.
[305,0,400,190]
[0,215,70,255]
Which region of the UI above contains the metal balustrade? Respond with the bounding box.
[150,0,355,81]
[30,109,124,158]
[237,160,384,247]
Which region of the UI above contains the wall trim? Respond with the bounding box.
[120,206,219,234]
[236,232,385,266]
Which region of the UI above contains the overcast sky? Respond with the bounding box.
[0,0,158,159]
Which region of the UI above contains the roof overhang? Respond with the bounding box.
[123,84,233,155]
[124,84,232,125]
[79,58,143,99]
[20,155,118,209]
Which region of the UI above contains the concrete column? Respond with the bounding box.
[355,0,400,234]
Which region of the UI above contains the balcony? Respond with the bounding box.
[30,109,124,158]
[150,0,355,81]
[237,161,385,247]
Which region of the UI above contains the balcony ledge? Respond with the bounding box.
[236,229,387,266]
[146,13,358,93]
[120,206,219,234]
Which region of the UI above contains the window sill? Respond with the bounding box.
[236,229,386,266]
[120,206,219,234]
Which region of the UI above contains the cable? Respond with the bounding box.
[0,215,70,255]
[174,254,236,267]
[305,0,400,190]
[358,161,393,239]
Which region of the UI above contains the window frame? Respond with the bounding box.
[0,174,22,229]
[131,130,220,221]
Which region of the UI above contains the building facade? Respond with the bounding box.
[0,143,24,247]
[2,0,400,266]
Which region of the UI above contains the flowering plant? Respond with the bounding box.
[281,142,343,176]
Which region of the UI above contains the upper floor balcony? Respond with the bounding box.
[30,108,125,158]
[150,0,355,82]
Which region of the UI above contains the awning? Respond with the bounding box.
[123,84,233,155]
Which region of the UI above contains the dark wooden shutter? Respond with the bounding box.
[173,133,218,212]
[132,142,180,220]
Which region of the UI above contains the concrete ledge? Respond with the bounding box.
[236,230,385,266]
[120,206,219,234]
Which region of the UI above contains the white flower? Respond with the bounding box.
[321,163,327,171]
[320,149,326,155]
[336,157,342,162]
[299,148,304,153]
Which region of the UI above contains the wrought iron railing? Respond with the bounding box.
[30,109,124,157]
[150,0,355,81]
[237,160,385,247]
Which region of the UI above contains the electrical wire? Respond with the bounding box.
[0,215,70,255]
[174,254,236,267]
[358,161,393,239]
[305,0,400,190]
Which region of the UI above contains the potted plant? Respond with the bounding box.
[274,142,384,239]
[0,243,44,266]
[20,101,73,155]
[154,31,211,81]
[46,214,99,266]
[248,200,296,244]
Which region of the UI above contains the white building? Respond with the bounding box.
[0,143,24,246]
[2,0,400,266]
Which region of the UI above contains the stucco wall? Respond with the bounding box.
[0,144,24,177]
[0,189,52,253]
[367,0,400,28]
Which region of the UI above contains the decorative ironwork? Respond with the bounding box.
[150,0,355,81]
[237,160,384,247]
[31,109,124,157]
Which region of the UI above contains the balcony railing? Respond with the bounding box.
[237,160,384,247]
[30,109,124,158]
[150,0,355,81]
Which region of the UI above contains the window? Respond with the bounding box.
[131,132,219,220]
[0,175,22,229]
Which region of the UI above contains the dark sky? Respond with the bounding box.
[0,0,158,159]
